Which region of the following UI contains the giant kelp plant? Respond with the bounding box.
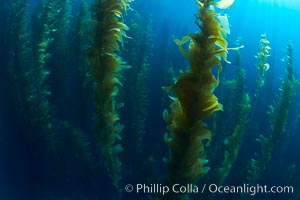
[247,41,298,185]
[254,34,271,98]
[121,12,154,182]
[122,13,153,154]
[4,0,30,115]
[88,0,133,189]
[162,0,234,198]
[214,69,250,185]
[24,0,69,147]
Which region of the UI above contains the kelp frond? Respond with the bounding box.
[163,1,234,199]
[88,0,132,190]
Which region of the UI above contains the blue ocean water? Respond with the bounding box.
[0,0,299,199]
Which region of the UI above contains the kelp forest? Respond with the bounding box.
[0,0,299,200]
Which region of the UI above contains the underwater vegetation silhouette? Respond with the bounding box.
[0,0,300,200]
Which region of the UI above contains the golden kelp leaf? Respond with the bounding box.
[213,0,235,9]
[112,124,124,136]
[112,77,122,86]
[174,36,192,58]
[196,0,204,8]
[217,14,230,34]
[116,0,132,13]
[215,51,231,64]
[202,100,222,112]
[104,2,122,13]
[163,109,171,122]
[179,46,190,59]
[174,35,190,46]
[108,27,121,33]
[215,39,227,51]
[170,99,182,115]
[111,9,122,17]
[111,86,119,97]
[116,21,129,31]
[192,121,211,140]
[208,35,225,46]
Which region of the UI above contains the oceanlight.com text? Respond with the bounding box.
[124,183,294,196]
[207,183,294,196]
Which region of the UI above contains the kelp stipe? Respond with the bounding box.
[123,13,153,157]
[46,0,73,113]
[88,0,133,189]
[5,0,31,113]
[254,34,271,98]
[23,0,64,150]
[243,34,271,151]
[208,35,245,157]
[162,0,233,199]
[68,0,92,128]
[214,69,250,185]
[134,16,153,155]
[246,41,298,187]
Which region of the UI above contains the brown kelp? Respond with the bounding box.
[24,0,63,148]
[247,41,298,185]
[123,13,153,156]
[163,0,233,199]
[215,69,250,185]
[255,33,271,98]
[5,0,31,114]
[88,0,132,188]
[47,0,73,113]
